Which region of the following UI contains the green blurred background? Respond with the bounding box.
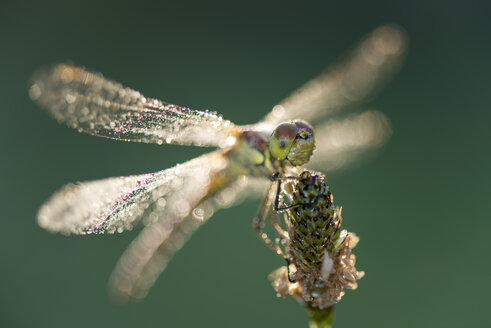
[1,1,490,327]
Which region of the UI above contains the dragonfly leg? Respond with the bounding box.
[270,172,301,181]
[271,173,301,212]
[253,181,287,259]
[268,174,292,238]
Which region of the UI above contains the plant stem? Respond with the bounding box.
[308,306,334,328]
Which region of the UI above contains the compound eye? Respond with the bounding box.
[293,120,314,139]
[269,122,298,160]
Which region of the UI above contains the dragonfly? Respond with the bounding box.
[260,169,364,327]
[28,25,406,303]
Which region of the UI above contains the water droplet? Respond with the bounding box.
[28,83,42,100]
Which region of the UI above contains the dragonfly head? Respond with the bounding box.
[269,120,315,166]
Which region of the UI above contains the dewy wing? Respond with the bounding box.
[37,152,228,236]
[29,64,237,147]
[258,25,406,131]
[307,110,393,171]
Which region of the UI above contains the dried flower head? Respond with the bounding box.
[270,231,364,309]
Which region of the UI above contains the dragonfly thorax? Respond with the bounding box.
[269,120,315,166]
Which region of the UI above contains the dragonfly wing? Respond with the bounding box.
[306,110,392,172]
[258,25,407,129]
[107,174,260,302]
[29,64,237,147]
[37,152,230,235]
